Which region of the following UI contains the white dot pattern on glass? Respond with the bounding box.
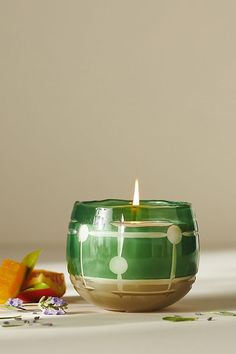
[109,256,128,275]
[167,225,182,244]
[78,224,89,242]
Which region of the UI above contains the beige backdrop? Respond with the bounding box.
[1,0,236,250]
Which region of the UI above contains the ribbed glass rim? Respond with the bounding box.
[75,199,191,209]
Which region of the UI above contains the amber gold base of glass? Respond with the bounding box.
[70,275,196,312]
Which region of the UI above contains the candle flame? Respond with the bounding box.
[132,179,140,206]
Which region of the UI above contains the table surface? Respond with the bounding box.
[1,249,236,354]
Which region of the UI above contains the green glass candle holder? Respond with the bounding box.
[66,200,199,312]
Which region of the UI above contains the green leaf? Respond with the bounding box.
[214,311,236,316]
[4,305,26,311]
[0,316,22,320]
[162,316,197,322]
[39,296,46,304]
[21,249,41,278]
[2,323,24,327]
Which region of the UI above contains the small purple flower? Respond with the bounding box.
[55,309,65,315]
[42,308,65,316]
[38,296,68,315]
[6,298,24,308]
[48,297,66,307]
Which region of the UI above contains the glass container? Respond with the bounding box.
[67,199,199,312]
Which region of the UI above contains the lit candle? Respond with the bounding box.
[131,178,139,221]
[67,181,200,312]
[132,178,140,206]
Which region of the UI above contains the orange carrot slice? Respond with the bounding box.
[0,259,26,304]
